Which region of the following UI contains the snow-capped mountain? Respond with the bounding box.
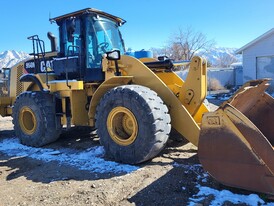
[0,50,29,69]
[0,48,242,69]
[198,47,242,67]
[150,46,242,67]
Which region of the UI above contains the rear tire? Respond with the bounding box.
[12,91,62,147]
[95,85,171,164]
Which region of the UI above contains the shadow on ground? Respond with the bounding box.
[0,126,138,183]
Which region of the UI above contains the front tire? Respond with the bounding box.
[95,85,171,164]
[12,91,62,147]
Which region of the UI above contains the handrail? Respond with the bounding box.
[27,35,49,88]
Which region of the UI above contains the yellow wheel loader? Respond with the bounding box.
[1,8,274,196]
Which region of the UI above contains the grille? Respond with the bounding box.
[16,64,24,96]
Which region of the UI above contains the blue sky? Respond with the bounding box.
[1,0,274,53]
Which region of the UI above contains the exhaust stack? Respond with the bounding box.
[47,32,57,52]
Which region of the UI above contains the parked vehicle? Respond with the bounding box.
[1,8,273,196]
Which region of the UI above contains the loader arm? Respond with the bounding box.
[89,55,208,146]
[179,56,207,117]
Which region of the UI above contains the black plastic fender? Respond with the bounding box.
[20,74,44,91]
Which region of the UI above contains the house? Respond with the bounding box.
[236,28,274,91]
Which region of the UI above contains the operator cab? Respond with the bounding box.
[50,8,126,82]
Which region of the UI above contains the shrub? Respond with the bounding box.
[208,78,224,91]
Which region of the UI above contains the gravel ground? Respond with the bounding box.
[0,115,273,206]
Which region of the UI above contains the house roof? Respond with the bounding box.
[236,28,274,54]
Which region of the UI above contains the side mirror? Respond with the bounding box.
[106,50,121,76]
[106,50,121,61]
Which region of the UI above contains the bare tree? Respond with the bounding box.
[150,47,168,58]
[216,53,238,67]
[166,27,215,61]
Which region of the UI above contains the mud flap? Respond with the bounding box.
[198,79,274,195]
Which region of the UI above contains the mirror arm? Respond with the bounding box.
[114,60,121,76]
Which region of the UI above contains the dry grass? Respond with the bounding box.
[208,78,224,91]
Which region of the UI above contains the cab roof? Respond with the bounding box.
[50,8,126,25]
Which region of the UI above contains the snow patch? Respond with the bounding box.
[0,137,138,174]
[188,186,271,206]
[183,164,274,206]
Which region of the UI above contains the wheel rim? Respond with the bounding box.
[19,107,37,135]
[107,107,138,146]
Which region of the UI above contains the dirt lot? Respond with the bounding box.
[0,116,272,206]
